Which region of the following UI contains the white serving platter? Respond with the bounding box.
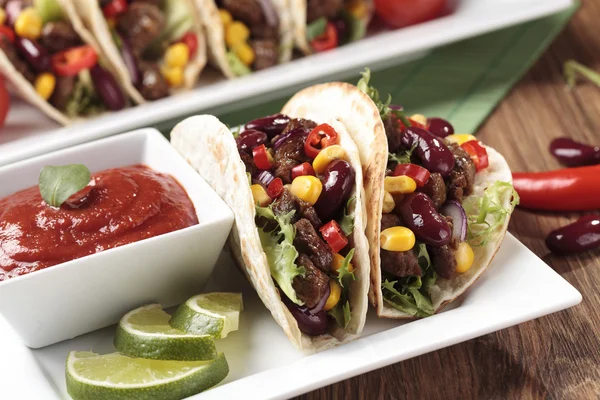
[0,234,581,399]
[0,0,572,167]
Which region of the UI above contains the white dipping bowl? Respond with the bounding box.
[0,129,234,348]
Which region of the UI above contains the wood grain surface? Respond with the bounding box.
[297,2,600,399]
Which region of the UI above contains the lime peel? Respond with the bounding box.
[170,293,243,338]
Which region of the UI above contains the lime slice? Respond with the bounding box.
[170,293,243,338]
[66,351,229,400]
[114,304,217,361]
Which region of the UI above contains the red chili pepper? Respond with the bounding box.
[311,23,338,53]
[393,163,431,187]
[103,0,128,18]
[319,220,348,253]
[252,144,274,171]
[291,162,316,180]
[179,32,198,59]
[461,140,489,171]
[52,45,98,77]
[304,123,339,159]
[513,165,600,211]
[267,178,284,199]
[0,26,15,43]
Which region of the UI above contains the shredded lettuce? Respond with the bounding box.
[328,300,352,329]
[226,51,252,77]
[306,17,327,41]
[465,181,519,246]
[339,197,356,236]
[65,70,103,117]
[328,248,356,328]
[255,205,306,305]
[357,68,411,127]
[381,243,435,317]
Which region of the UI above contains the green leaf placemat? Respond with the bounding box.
[158,3,577,135]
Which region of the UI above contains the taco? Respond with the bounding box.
[191,0,293,78]
[293,0,374,55]
[73,0,206,103]
[171,113,370,352]
[0,0,129,125]
[282,72,518,319]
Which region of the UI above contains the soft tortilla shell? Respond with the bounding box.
[0,0,116,125]
[282,82,514,319]
[171,115,369,352]
[291,0,374,55]
[192,0,293,78]
[73,0,206,104]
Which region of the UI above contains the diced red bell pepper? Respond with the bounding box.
[311,23,338,53]
[103,0,128,19]
[393,163,431,187]
[267,178,284,199]
[461,140,489,171]
[179,32,198,59]
[0,26,15,43]
[320,220,348,253]
[252,144,274,171]
[291,162,316,180]
[304,123,339,159]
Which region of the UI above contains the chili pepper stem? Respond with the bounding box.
[564,60,600,89]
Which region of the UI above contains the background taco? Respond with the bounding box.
[0,0,129,125]
[282,77,517,319]
[73,0,206,103]
[292,0,374,55]
[192,0,293,78]
[171,114,370,352]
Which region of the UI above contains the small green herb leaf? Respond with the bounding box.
[339,196,356,236]
[39,164,91,207]
[306,17,327,41]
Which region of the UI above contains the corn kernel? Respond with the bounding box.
[0,8,7,25]
[384,176,416,195]
[312,145,348,174]
[346,0,367,19]
[14,8,43,40]
[161,65,184,87]
[234,42,255,66]
[382,191,395,214]
[332,253,354,275]
[455,242,475,273]
[165,43,190,68]
[290,175,322,205]
[225,21,250,49]
[410,114,427,126]
[380,226,415,252]
[251,184,272,207]
[446,134,477,146]
[34,73,56,101]
[323,280,341,311]
[219,9,233,26]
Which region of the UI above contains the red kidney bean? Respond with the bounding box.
[399,192,452,247]
[549,138,600,167]
[314,160,355,220]
[427,117,454,138]
[546,215,600,254]
[285,301,328,336]
[236,129,268,153]
[90,65,126,111]
[245,114,290,138]
[400,126,455,177]
[15,37,51,72]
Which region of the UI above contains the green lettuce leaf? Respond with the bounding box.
[340,10,366,44]
[389,141,418,165]
[339,197,356,236]
[328,300,352,329]
[256,205,305,305]
[328,248,356,328]
[464,181,519,246]
[65,70,103,117]
[306,17,327,41]
[357,68,411,127]
[336,248,356,289]
[226,51,252,77]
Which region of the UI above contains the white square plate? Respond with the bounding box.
[0,234,581,399]
[0,0,573,166]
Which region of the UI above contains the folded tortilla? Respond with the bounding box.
[192,0,293,78]
[282,82,514,319]
[171,115,370,352]
[73,0,206,104]
[0,0,119,125]
[292,0,374,55]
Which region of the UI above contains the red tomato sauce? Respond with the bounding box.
[0,165,198,281]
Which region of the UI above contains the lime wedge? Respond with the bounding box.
[114,304,217,361]
[66,351,229,400]
[170,293,243,338]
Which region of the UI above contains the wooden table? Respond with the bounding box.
[298,2,600,399]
